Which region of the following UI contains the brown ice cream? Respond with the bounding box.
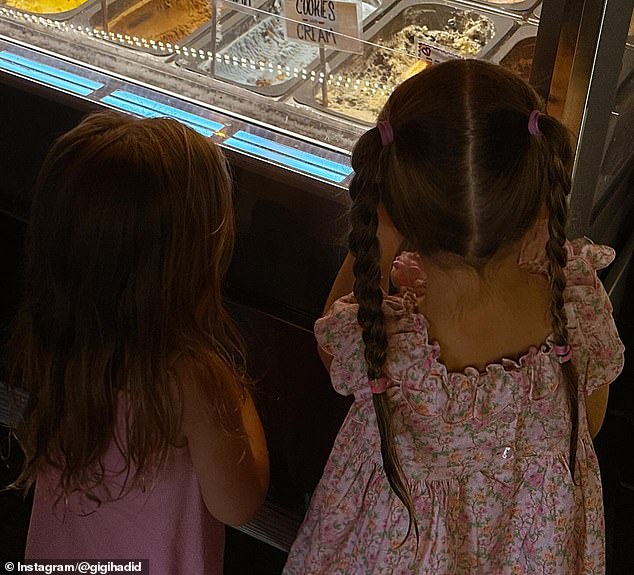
[104,0,211,44]
[500,37,535,82]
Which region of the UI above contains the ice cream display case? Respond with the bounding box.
[0,0,523,152]
[1,0,634,556]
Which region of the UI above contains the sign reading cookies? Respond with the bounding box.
[283,0,362,54]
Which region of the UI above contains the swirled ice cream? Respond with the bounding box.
[324,11,492,123]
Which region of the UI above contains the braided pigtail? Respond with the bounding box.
[540,116,579,481]
[348,129,419,545]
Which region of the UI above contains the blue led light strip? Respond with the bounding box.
[231,130,352,178]
[101,90,223,137]
[0,50,103,96]
[224,136,349,183]
[0,47,350,183]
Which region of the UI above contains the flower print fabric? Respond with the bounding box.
[283,238,624,575]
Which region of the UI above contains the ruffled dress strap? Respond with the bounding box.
[518,220,624,392]
[315,252,430,399]
[315,292,428,399]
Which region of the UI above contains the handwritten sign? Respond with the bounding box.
[284,0,362,54]
[416,39,464,66]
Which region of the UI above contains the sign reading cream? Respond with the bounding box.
[284,0,362,54]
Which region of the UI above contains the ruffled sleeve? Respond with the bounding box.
[564,238,625,395]
[314,294,367,397]
[314,294,429,398]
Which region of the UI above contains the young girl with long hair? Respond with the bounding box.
[6,111,269,574]
[284,59,624,574]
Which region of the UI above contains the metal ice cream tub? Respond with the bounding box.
[83,0,213,55]
[0,0,96,21]
[175,0,391,97]
[489,22,536,82]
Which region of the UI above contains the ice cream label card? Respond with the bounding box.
[416,38,465,65]
[283,0,363,54]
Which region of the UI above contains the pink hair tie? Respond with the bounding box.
[528,110,542,136]
[391,251,427,296]
[377,120,394,146]
[553,344,572,363]
[369,376,389,394]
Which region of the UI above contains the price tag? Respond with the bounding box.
[416,38,464,65]
[284,0,363,54]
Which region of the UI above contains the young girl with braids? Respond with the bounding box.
[283,59,624,574]
[7,111,269,574]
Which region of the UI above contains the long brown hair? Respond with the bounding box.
[7,111,247,500]
[348,59,576,540]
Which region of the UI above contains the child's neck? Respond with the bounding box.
[419,247,552,373]
[420,246,526,305]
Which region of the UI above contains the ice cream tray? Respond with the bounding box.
[489,22,536,81]
[529,1,539,21]
[174,0,393,97]
[0,0,97,21]
[292,0,516,125]
[78,0,216,56]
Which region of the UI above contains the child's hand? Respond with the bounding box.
[391,251,427,312]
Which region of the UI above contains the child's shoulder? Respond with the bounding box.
[315,292,419,343]
[518,230,615,282]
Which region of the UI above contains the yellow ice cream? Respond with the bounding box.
[4,0,87,14]
[399,59,428,83]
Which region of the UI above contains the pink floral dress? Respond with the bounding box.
[283,238,625,575]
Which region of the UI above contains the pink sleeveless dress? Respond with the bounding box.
[284,238,625,575]
[26,395,225,575]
